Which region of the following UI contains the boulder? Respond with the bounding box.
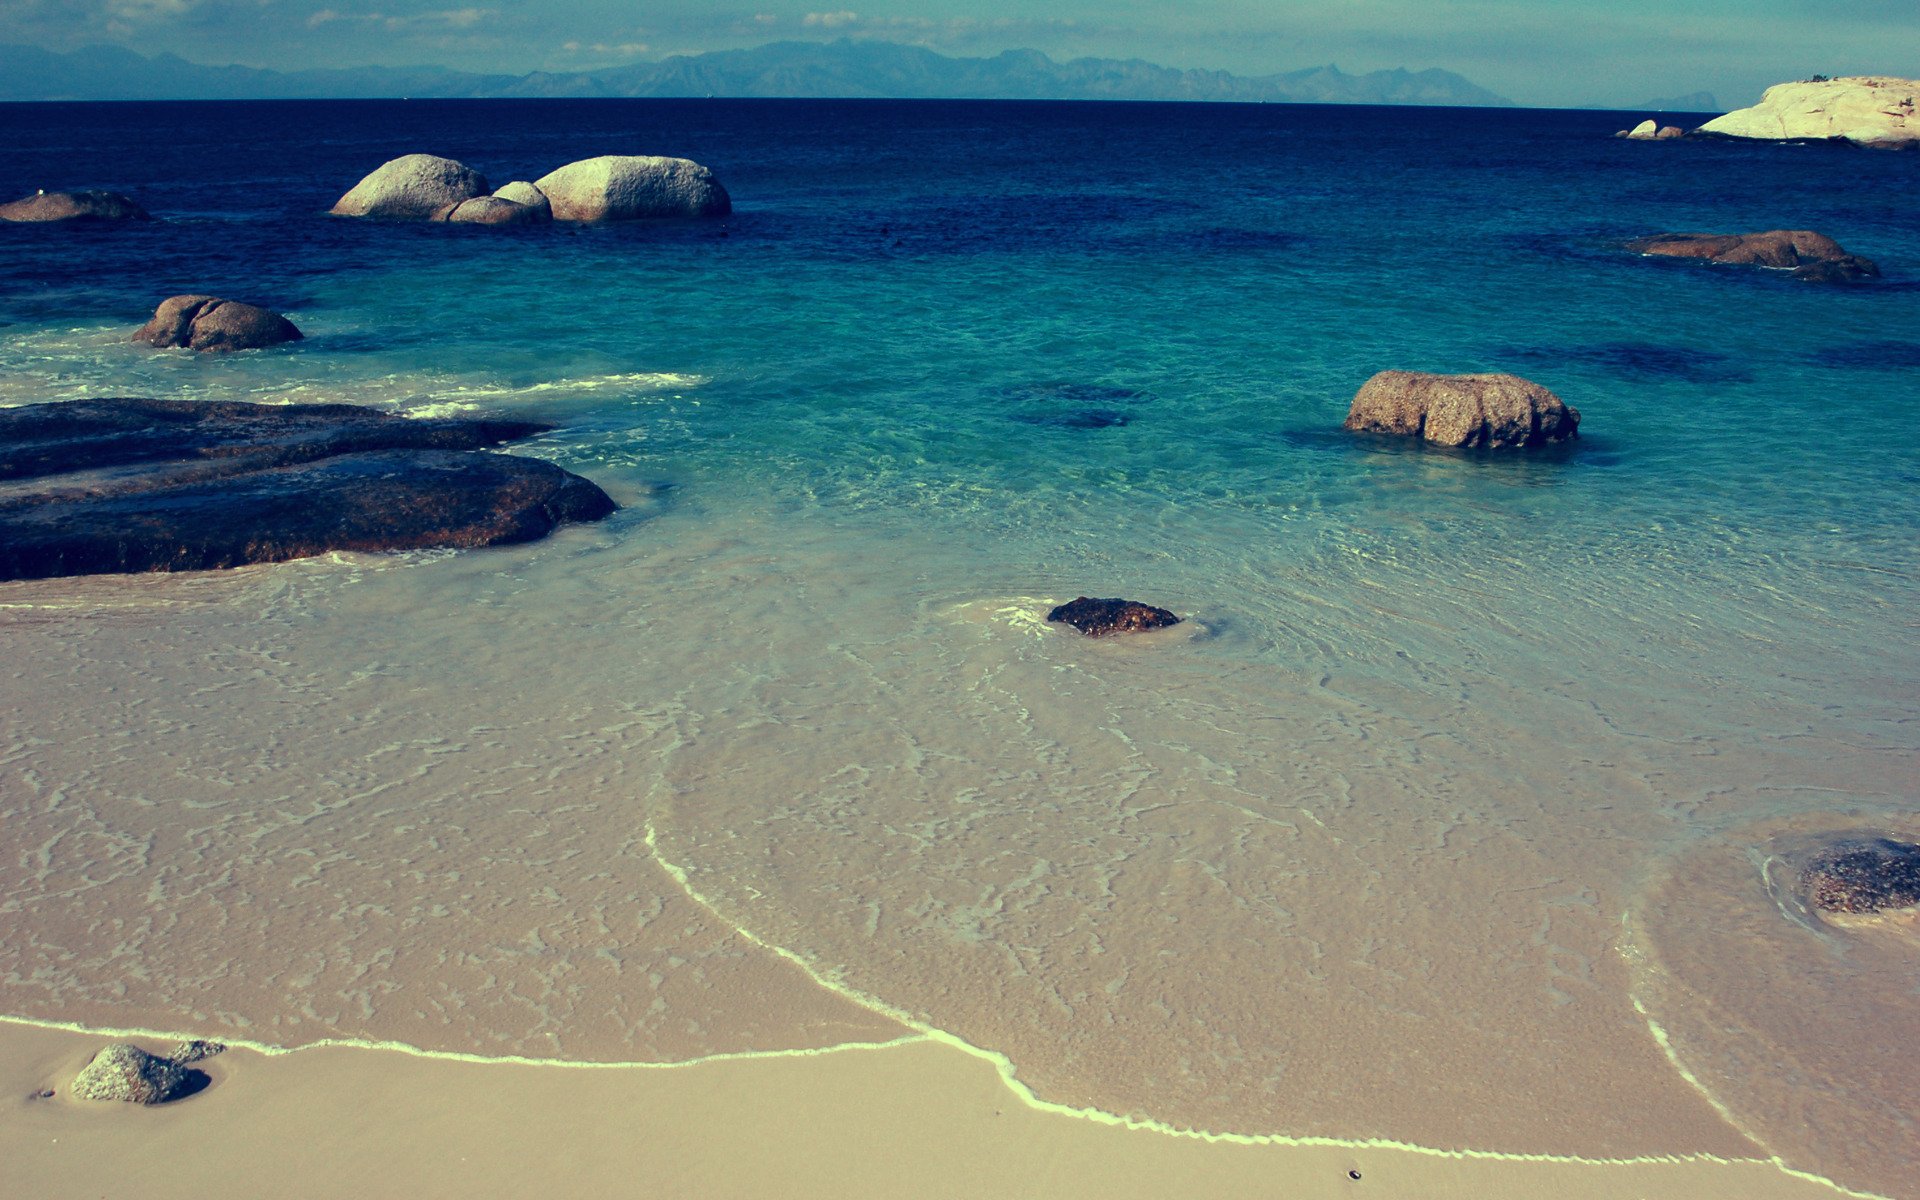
[1344,371,1580,449]
[0,398,617,581]
[70,1043,200,1104]
[533,155,731,222]
[0,189,150,222]
[1698,76,1918,149]
[447,196,548,226]
[330,153,489,219]
[1624,119,1659,140]
[133,295,303,353]
[1625,230,1880,282]
[1656,126,1685,139]
[167,1039,227,1064]
[1047,597,1181,637]
[493,180,553,219]
[1800,837,1920,915]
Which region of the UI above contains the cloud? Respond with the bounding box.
[802,10,857,29]
[307,6,492,31]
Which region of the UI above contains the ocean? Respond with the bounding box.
[2,99,1916,1194]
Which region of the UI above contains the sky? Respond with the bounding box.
[2,0,1915,107]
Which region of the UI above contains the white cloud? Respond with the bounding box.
[803,10,857,29]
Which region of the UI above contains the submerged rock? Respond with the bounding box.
[446,195,549,226]
[1344,370,1579,449]
[0,189,150,222]
[491,180,553,220]
[0,398,617,581]
[533,155,732,222]
[133,295,303,353]
[1800,837,1920,916]
[1626,230,1880,282]
[1698,76,1919,150]
[70,1043,201,1104]
[1047,596,1181,637]
[330,153,490,219]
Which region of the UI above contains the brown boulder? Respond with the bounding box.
[1047,597,1181,637]
[0,398,617,581]
[1800,837,1920,916]
[70,1043,202,1104]
[1344,371,1580,449]
[446,195,550,225]
[133,295,303,353]
[0,189,150,222]
[1625,230,1880,282]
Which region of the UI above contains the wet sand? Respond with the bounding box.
[0,1020,1858,1200]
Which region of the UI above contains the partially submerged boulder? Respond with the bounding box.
[447,195,548,226]
[493,180,553,219]
[0,398,617,581]
[1047,597,1181,637]
[330,153,489,219]
[1622,119,1659,140]
[133,295,303,353]
[1698,76,1919,150]
[1626,230,1880,282]
[533,155,732,222]
[1800,837,1920,916]
[70,1043,200,1105]
[0,189,150,222]
[1344,371,1580,449]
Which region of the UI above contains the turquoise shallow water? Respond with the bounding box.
[1,99,1916,1192]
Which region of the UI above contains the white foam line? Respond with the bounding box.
[639,823,1877,1189]
[0,1011,926,1071]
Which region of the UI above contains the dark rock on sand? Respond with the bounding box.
[1800,837,1920,916]
[1626,231,1881,282]
[0,189,150,222]
[70,1043,205,1104]
[0,398,616,581]
[330,153,489,220]
[1345,370,1579,449]
[133,295,303,353]
[167,1039,227,1065]
[1047,596,1181,637]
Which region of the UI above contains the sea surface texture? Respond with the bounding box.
[2,100,1916,1195]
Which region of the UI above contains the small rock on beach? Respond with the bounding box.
[1800,837,1920,916]
[1047,597,1182,637]
[70,1043,202,1105]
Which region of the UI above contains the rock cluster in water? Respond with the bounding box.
[329,152,731,223]
[133,294,303,353]
[1344,370,1579,449]
[1047,596,1182,637]
[1799,837,1920,916]
[1617,119,1684,140]
[1626,230,1881,283]
[0,398,617,581]
[1698,76,1919,150]
[0,189,150,222]
[70,1042,209,1104]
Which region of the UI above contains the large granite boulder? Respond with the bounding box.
[1698,76,1918,149]
[70,1043,201,1104]
[1622,119,1659,140]
[0,398,616,581]
[1047,597,1181,637]
[1625,230,1880,282]
[330,153,490,219]
[133,295,303,353]
[533,155,732,222]
[0,189,150,222]
[1800,837,1920,916]
[493,180,553,219]
[1344,371,1580,449]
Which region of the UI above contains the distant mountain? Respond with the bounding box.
[0,40,1512,107]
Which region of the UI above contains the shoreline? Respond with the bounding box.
[0,1017,1874,1200]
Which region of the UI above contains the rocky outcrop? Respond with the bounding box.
[1047,597,1181,637]
[70,1043,203,1104]
[0,189,150,222]
[133,295,303,353]
[447,195,549,225]
[1698,76,1918,149]
[1344,371,1579,449]
[329,153,490,219]
[493,180,553,219]
[0,398,617,581]
[1626,230,1880,282]
[533,155,731,221]
[1617,121,1685,140]
[1800,837,1920,916]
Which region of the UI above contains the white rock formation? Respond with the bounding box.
[1626,119,1659,139]
[533,156,731,222]
[493,180,552,219]
[330,154,490,219]
[1698,77,1918,149]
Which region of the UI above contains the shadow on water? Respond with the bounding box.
[1807,340,1920,370]
[1280,426,1621,476]
[1488,341,1754,384]
[994,380,1153,430]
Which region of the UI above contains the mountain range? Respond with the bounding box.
[0,40,1513,107]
